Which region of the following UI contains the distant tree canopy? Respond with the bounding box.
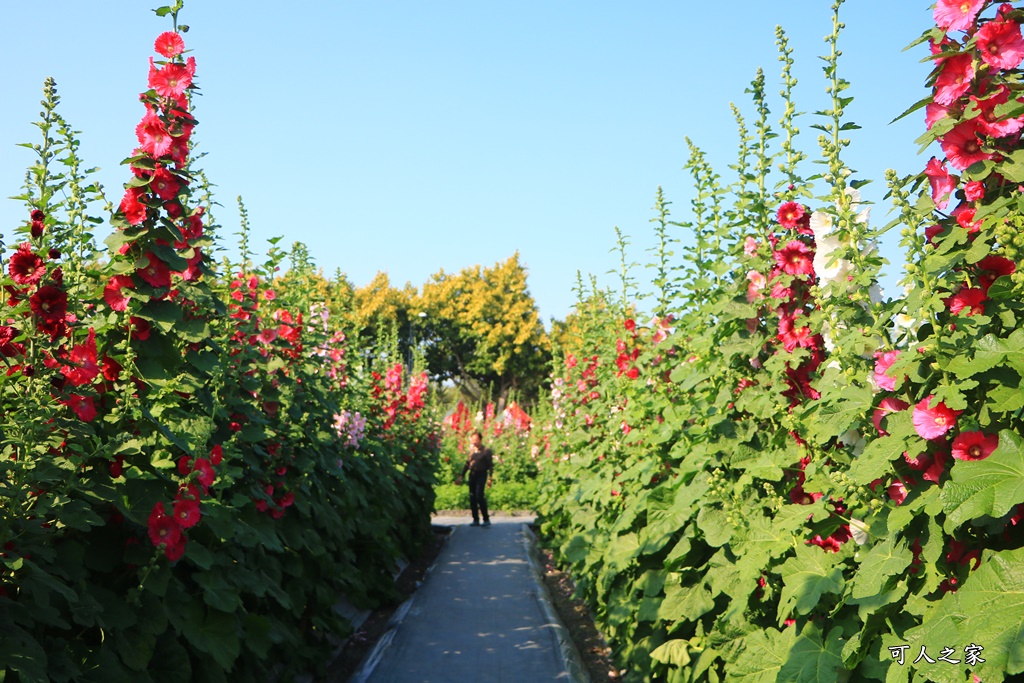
[273,248,551,406]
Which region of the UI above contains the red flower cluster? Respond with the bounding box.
[147,444,222,560]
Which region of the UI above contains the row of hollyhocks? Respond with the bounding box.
[533,4,1024,682]
[0,18,440,683]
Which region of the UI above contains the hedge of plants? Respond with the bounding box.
[535,2,1024,681]
[0,5,438,681]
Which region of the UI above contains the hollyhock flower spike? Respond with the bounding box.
[913,395,961,440]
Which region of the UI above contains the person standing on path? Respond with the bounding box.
[456,431,493,526]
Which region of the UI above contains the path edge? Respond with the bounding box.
[520,523,592,683]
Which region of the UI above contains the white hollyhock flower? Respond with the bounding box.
[849,518,871,545]
[839,428,866,456]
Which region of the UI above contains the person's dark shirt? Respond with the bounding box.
[461,447,494,477]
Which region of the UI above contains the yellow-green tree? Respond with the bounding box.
[415,253,550,406]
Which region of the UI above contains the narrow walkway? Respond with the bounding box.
[351,515,585,683]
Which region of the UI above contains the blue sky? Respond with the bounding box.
[1,2,937,326]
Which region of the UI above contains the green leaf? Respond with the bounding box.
[697,506,732,547]
[988,384,1024,414]
[942,429,1024,532]
[850,537,913,600]
[181,604,240,670]
[660,579,715,623]
[727,628,796,683]
[649,639,691,667]
[777,544,846,623]
[115,628,156,671]
[778,624,848,682]
[903,547,1024,681]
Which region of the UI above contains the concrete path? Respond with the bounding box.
[350,515,587,683]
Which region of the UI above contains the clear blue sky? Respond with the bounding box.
[1,2,936,326]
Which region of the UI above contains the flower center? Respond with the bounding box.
[969,445,982,457]
[935,416,947,426]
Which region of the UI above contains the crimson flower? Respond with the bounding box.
[624,319,636,332]
[963,180,985,201]
[138,252,172,288]
[150,166,181,201]
[971,86,1024,138]
[101,356,122,383]
[951,430,999,461]
[63,394,97,422]
[887,480,910,506]
[129,316,151,341]
[913,395,961,440]
[925,101,949,130]
[777,312,817,353]
[924,157,956,209]
[8,243,45,286]
[941,120,993,171]
[61,328,99,387]
[29,285,67,325]
[210,445,223,466]
[934,53,975,106]
[976,254,1015,292]
[934,0,984,31]
[148,502,182,548]
[976,17,1024,70]
[172,496,201,529]
[192,457,215,491]
[148,58,194,99]
[947,287,987,316]
[103,275,135,312]
[154,31,185,58]
[773,240,815,277]
[776,201,805,229]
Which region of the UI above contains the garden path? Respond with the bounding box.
[348,515,586,683]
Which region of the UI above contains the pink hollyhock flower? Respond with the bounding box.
[873,397,910,435]
[61,328,99,387]
[934,53,975,106]
[150,166,181,201]
[976,17,1024,70]
[924,448,951,483]
[964,180,985,201]
[977,254,1016,292]
[925,101,950,130]
[947,287,987,316]
[773,240,815,276]
[873,350,903,391]
[951,430,999,460]
[776,201,805,229]
[154,31,185,58]
[135,110,173,157]
[746,270,766,303]
[904,450,934,472]
[971,85,1024,138]
[744,236,759,256]
[941,120,993,171]
[934,0,985,32]
[925,157,957,209]
[913,395,961,440]
[8,243,45,286]
[138,252,172,289]
[148,58,193,99]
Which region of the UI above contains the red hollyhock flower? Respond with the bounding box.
[941,120,993,171]
[977,254,1016,292]
[135,110,173,158]
[164,538,186,561]
[963,180,986,201]
[976,16,1024,70]
[923,449,950,484]
[934,53,975,106]
[924,157,957,210]
[887,478,913,506]
[172,496,201,529]
[61,328,99,387]
[925,101,950,130]
[101,355,122,382]
[776,201,805,229]
[947,287,987,316]
[148,503,181,546]
[623,319,636,332]
[954,205,980,233]
[29,285,67,325]
[934,0,984,31]
[63,394,97,422]
[945,538,982,570]
[148,58,193,99]
[150,166,181,201]
[777,313,817,353]
[120,186,148,226]
[773,240,815,277]
[138,252,172,288]
[951,430,999,461]
[925,224,944,243]
[913,395,961,440]
[129,316,151,340]
[192,457,215,491]
[154,31,185,58]
[103,275,135,312]
[8,243,45,286]
[904,450,934,472]
[210,444,223,466]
